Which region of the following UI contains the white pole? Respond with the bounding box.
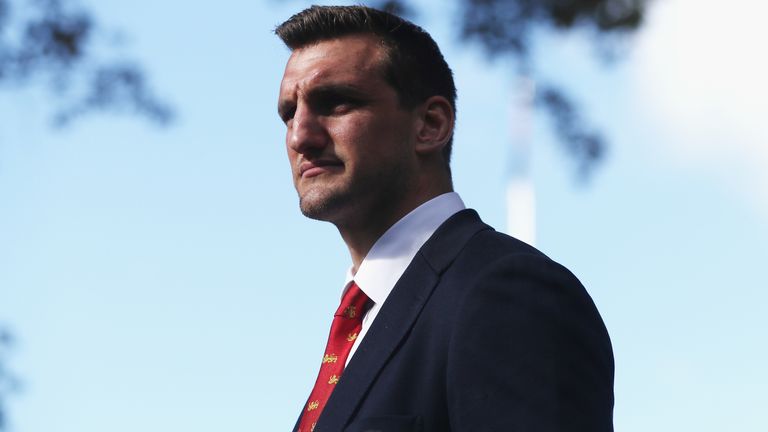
[505,76,536,246]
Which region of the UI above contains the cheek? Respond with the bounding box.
[285,144,299,173]
[326,115,384,152]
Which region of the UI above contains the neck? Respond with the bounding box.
[341,180,453,273]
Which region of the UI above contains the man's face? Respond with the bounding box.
[278,34,419,226]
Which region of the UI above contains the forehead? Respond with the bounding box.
[279,34,388,95]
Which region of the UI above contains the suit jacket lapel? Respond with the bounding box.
[315,209,491,431]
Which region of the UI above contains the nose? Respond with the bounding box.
[287,103,328,155]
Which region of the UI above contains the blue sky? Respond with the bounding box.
[1,0,767,431]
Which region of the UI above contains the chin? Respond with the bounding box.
[299,194,340,222]
[298,189,355,223]
[299,203,332,221]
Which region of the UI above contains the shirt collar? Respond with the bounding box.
[343,192,466,304]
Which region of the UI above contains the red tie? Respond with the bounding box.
[297,282,370,432]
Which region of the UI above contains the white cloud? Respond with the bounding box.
[630,0,768,214]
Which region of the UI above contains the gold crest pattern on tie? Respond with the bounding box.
[297,283,370,432]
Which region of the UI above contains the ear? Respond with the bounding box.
[414,96,454,156]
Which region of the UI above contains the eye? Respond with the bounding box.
[316,94,361,116]
[279,105,296,125]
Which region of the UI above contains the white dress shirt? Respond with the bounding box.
[341,192,466,366]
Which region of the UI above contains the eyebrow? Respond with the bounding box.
[309,84,368,100]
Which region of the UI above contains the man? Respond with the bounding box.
[275,5,614,432]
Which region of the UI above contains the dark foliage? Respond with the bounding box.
[459,0,645,59]
[0,0,172,126]
[536,84,605,177]
[0,327,20,432]
[369,0,650,179]
[458,0,647,178]
[371,0,415,17]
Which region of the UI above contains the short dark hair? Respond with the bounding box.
[275,5,457,165]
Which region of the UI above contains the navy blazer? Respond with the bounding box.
[296,209,614,432]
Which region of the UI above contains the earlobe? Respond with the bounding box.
[414,96,454,155]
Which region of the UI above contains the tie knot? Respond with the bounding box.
[335,282,370,319]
